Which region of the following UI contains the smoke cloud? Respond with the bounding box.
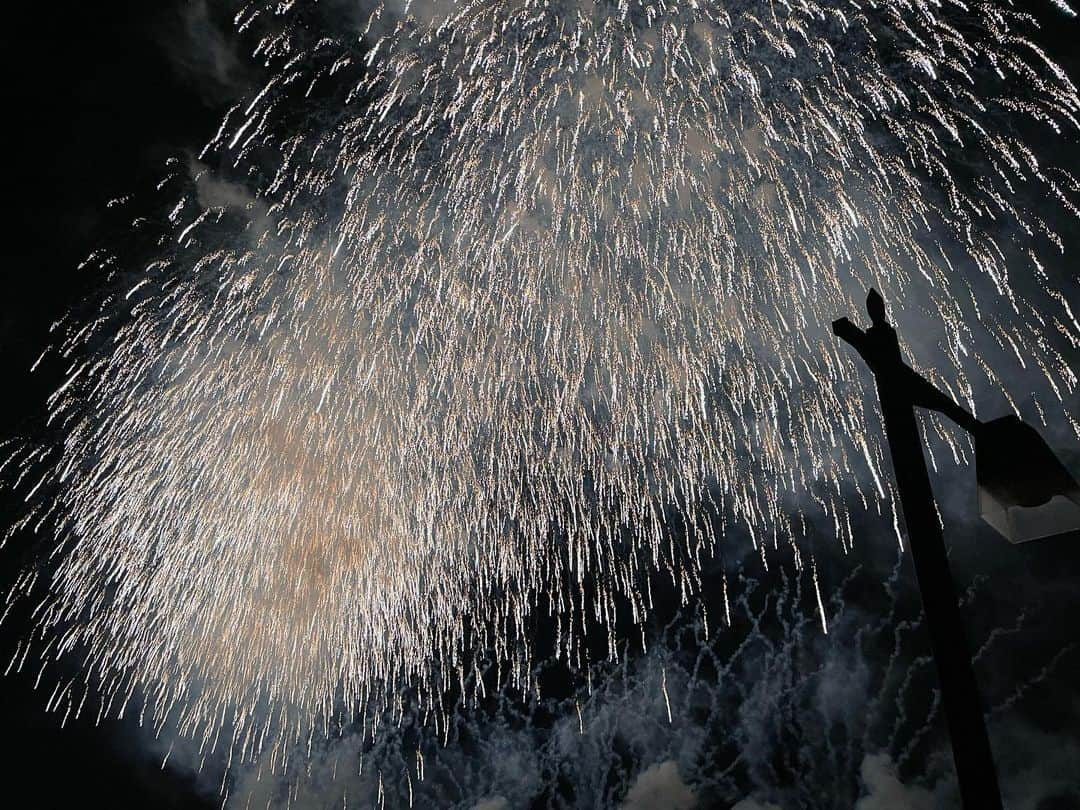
[620,760,696,810]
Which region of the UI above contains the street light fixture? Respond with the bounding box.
[833,288,1080,810]
[975,414,1080,544]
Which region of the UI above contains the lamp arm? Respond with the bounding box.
[904,366,980,434]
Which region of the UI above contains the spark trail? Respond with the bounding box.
[4,0,1080,773]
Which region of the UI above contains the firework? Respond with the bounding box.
[5,0,1079,772]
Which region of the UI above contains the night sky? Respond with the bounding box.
[1,3,231,806]
[2,2,1080,808]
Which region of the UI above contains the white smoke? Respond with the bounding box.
[619,760,696,810]
[854,754,941,810]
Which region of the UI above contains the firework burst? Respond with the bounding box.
[5,0,1080,771]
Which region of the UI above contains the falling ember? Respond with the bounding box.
[661,667,673,725]
[813,559,828,636]
[4,0,1080,772]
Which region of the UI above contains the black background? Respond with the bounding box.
[1,3,229,806]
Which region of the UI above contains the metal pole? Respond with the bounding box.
[834,291,1003,810]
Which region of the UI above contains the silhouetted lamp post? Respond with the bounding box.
[833,289,1080,810]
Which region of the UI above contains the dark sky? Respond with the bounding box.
[2,2,1080,808]
[0,3,228,806]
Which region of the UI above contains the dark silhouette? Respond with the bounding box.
[975,414,1080,542]
[833,289,980,433]
[833,289,1004,810]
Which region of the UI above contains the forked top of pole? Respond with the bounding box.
[832,288,981,435]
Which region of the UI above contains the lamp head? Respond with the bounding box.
[976,415,1080,543]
